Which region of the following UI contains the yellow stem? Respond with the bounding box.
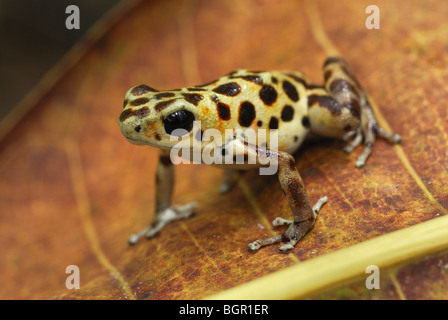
[206,215,448,299]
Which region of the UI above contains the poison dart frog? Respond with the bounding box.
[118,57,400,252]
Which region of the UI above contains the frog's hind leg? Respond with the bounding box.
[352,99,401,167]
[323,57,401,167]
[236,141,328,252]
[252,195,328,251]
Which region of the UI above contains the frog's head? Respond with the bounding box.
[118,84,212,150]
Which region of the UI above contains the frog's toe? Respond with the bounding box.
[374,125,401,144]
[343,128,363,154]
[247,236,282,252]
[343,123,401,168]
[247,240,263,252]
[128,202,197,245]
[248,196,327,252]
[272,217,292,227]
[279,240,298,251]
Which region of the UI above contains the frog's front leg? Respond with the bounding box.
[308,57,401,167]
[234,142,327,252]
[128,151,197,245]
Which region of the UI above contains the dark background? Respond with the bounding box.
[0,0,121,120]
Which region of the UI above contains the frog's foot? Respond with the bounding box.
[248,196,327,252]
[342,114,401,168]
[342,128,363,153]
[322,58,401,168]
[128,202,197,245]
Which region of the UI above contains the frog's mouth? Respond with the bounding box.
[124,136,146,145]
[124,136,172,150]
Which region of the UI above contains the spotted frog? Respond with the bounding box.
[118,57,400,252]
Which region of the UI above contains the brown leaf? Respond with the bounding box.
[0,0,447,300]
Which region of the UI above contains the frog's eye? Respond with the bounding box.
[163,110,195,136]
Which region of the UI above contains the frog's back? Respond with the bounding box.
[120,69,315,155]
[193,69,313,154]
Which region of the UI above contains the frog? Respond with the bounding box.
[118,57,401,252]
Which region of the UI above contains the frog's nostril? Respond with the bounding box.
[134,125,142,133]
